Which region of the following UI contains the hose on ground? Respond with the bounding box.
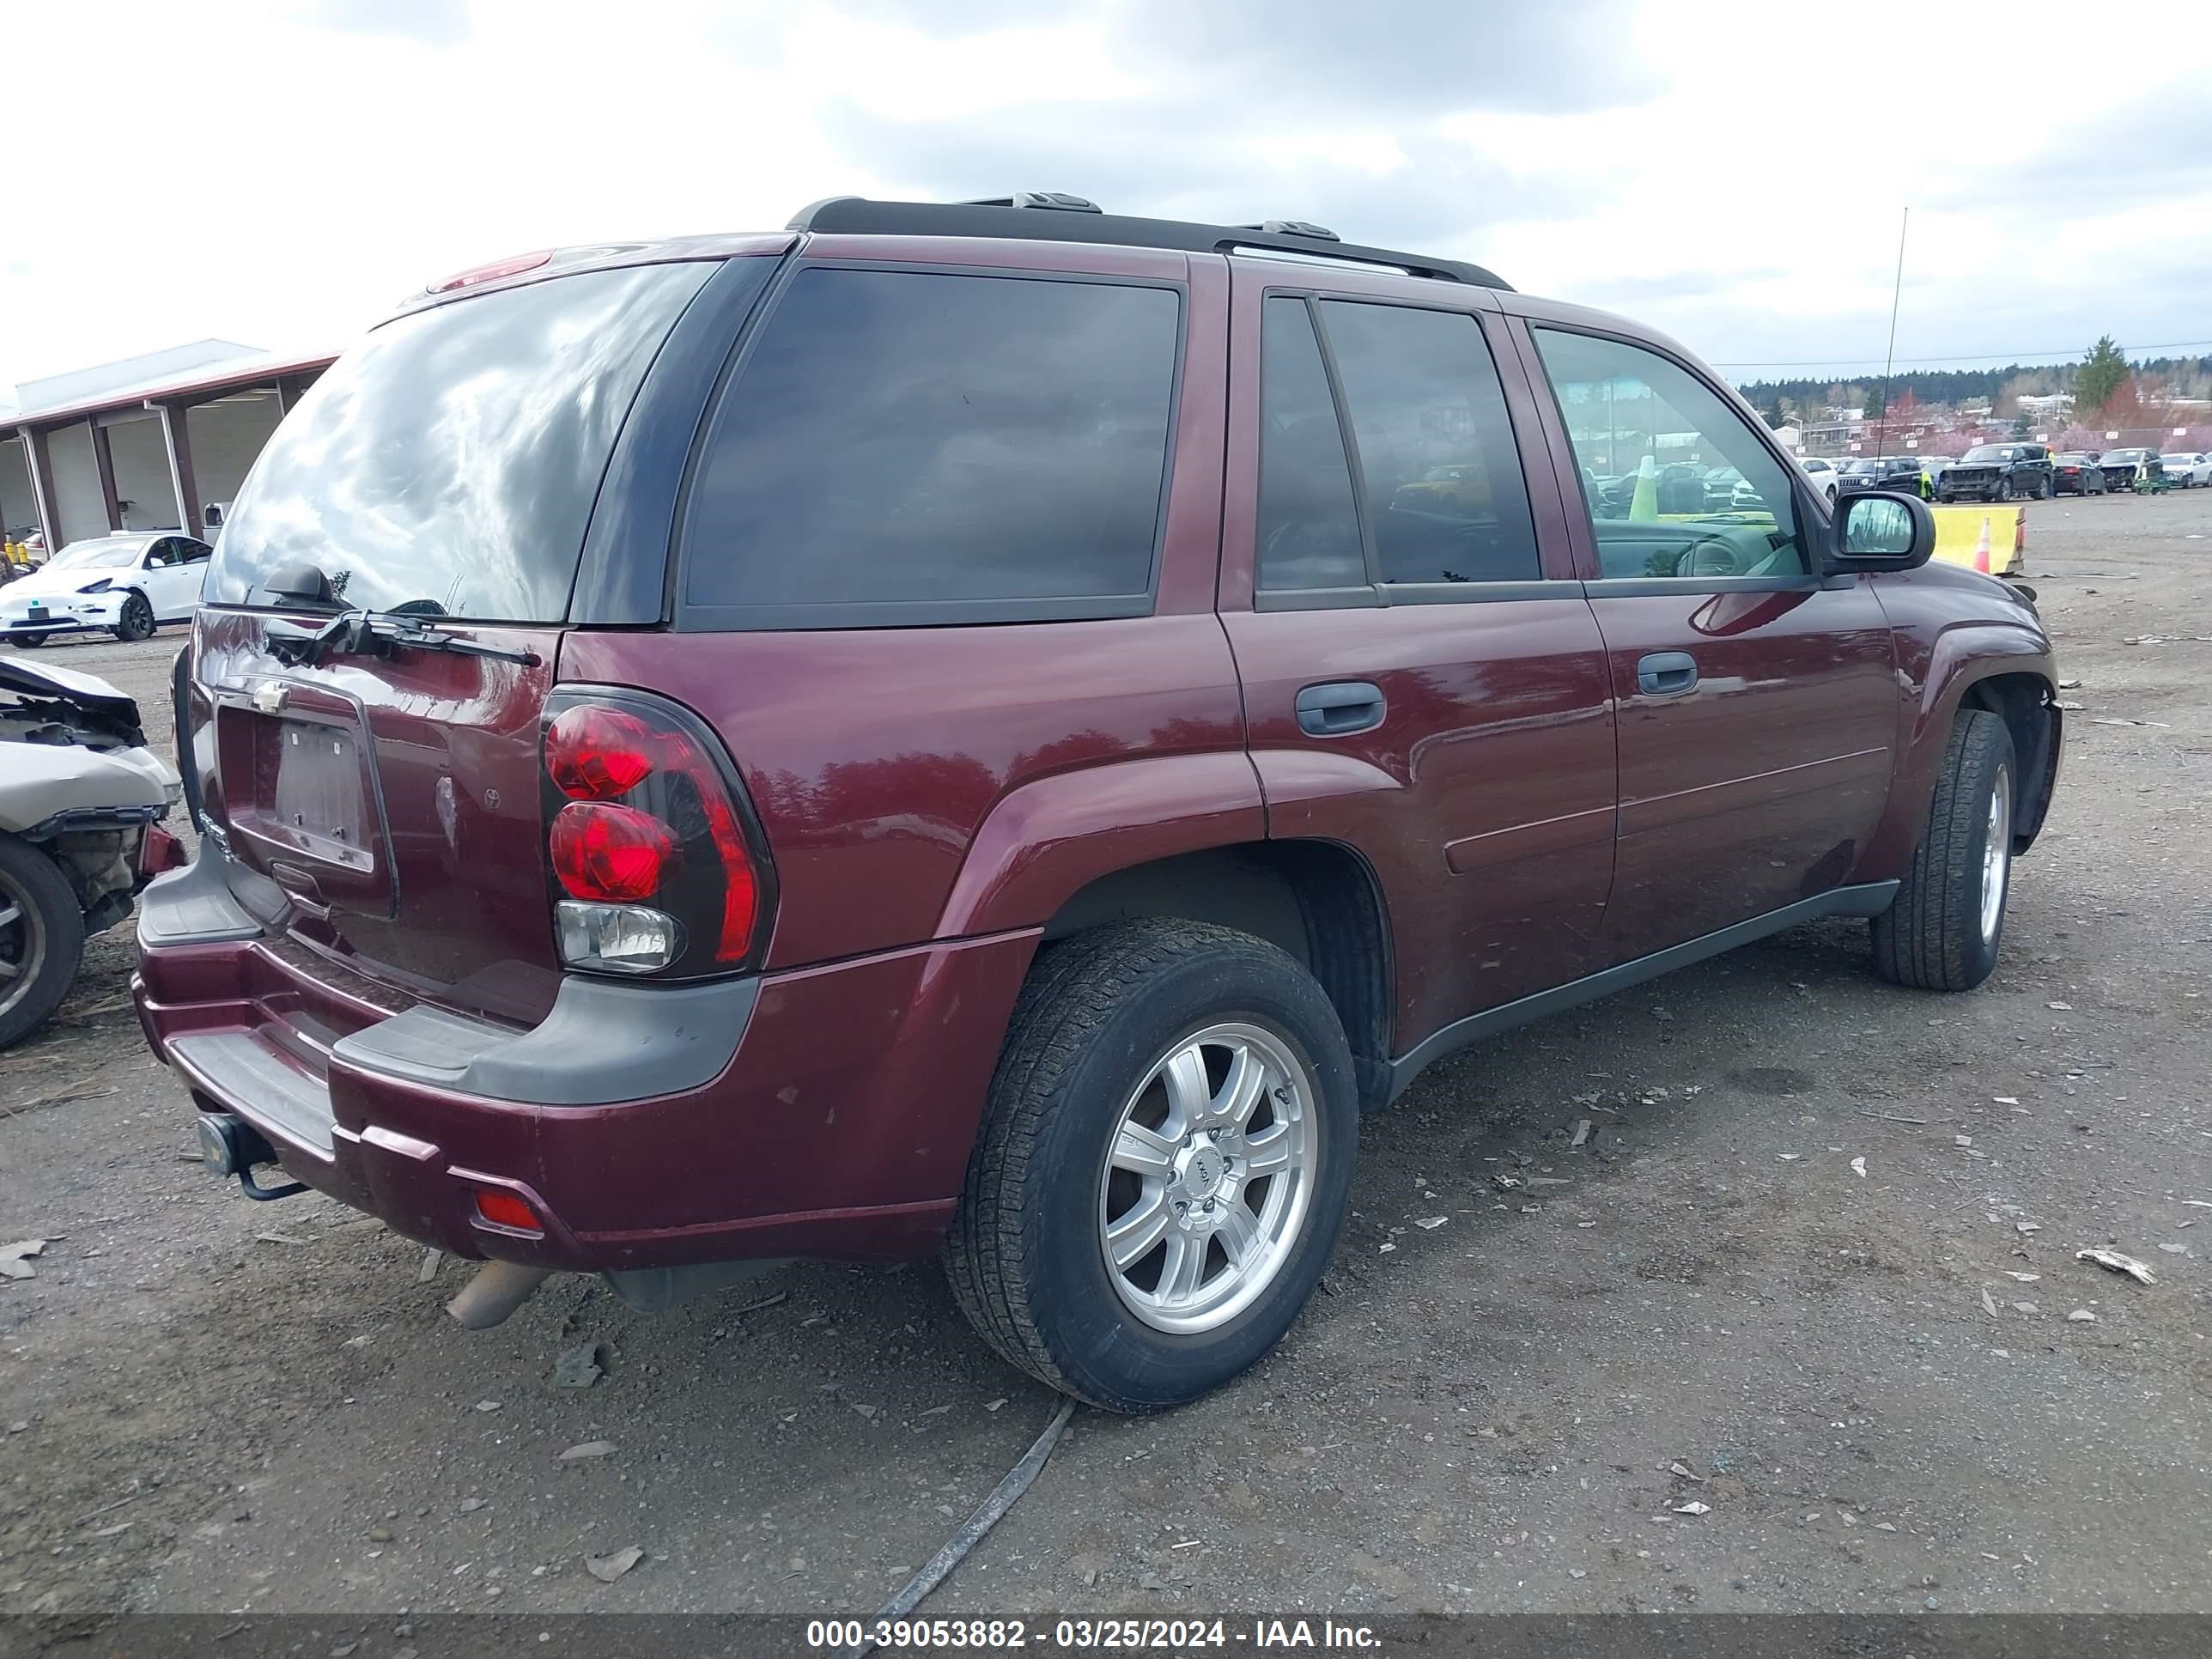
[845,1397,1077,1657]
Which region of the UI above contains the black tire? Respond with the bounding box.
[112,591,155,643]
[0,835,87,1050]
[1870,708,2016,993]
[9,633,47,649]
[945,920,1358,1413]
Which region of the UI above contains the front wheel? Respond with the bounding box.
[1871,708,2016,992]
[112,592,155,643]
[945,921,1358,1412]
[9,633,47,649]
[0,836,88,1049]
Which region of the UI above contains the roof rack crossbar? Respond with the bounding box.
[785,197,1509,290]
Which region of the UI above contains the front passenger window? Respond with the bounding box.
[1533,330,1808,583]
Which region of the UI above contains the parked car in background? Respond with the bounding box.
[2158,452,2212,487]
[1917,456,1955,497]
[1937,443,2054,503]
[0,532,213,647]
[137,197,2064,1411]
[1838,455,1923,494]
[2051,452,2108,495]
[2096,448,2164,491]
[1797,455,1842,502]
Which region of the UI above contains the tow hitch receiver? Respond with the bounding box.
[198,1114,307,1201]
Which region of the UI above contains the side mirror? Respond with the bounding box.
[1826,490,1934,574]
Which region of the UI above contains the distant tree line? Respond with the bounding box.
[1737,348,2212,416]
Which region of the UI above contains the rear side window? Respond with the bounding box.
[210,263,714,621]
[1257,298,1364,592]
[1256,299,1542,595]
[1322,301,1540,586]
[682,268,1181,625]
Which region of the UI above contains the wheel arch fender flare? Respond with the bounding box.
[1861,623,2056,878]
[934,750,1267,940]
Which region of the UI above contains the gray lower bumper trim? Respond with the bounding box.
[333,973,760,1107]
[137,853,263,947]
[169,1031,336,1153]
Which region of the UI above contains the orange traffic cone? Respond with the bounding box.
[1972,517,1992,573]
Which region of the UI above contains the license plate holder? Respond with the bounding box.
[264,720,374,873]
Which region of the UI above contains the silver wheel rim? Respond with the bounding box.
[1097,1020,1318,1336]
[1980,763,2011,945]
[0,867,48,1022]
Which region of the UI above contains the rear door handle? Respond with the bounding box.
[1636,651,1698,696]
[1295,680,1386,737]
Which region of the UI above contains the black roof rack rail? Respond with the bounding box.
[786,196,1510,291]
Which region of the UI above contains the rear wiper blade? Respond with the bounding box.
[262,609,540,668]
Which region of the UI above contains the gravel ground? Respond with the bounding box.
[3,487,2209,1632]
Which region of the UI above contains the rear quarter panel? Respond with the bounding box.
[557,618,1253,968]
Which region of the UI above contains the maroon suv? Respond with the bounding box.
[136,195,2062,1412]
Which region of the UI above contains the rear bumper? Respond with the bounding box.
[134,854,1038,1271]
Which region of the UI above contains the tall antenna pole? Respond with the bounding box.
[1875,206,1908,459]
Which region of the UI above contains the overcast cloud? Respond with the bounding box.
[2,0,2205,398]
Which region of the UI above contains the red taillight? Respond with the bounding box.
[539,693,769,972]
[474,1189,542,1234]
[550,802,676,902]
[545,706,656,800]
[429,249,552,293]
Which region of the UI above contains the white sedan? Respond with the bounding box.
[0,532,213,647]
[2159,453,2212,488]
[1796,455,1843,503]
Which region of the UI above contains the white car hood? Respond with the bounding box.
[2,565,129,602]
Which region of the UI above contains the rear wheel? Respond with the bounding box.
[1871,708,2015,993]
[112,592,155,643]
[0,836,86,1049]
[945,920,1357,1412]
[9,633,47,649]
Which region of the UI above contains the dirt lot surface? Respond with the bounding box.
[4,489,2210,1638]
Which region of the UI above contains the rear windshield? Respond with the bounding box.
[210,263,714,621]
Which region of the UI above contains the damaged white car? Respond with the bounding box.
[0,532,213,647]
[0,657,185,1047]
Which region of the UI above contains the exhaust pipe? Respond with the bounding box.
[447,1261,554,1330]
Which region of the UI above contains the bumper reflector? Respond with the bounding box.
[474,1189,543,1234]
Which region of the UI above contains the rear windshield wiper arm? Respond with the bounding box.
[262,609,540,668]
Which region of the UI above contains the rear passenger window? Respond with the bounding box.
[684,268,1181,623]
[1319,301,1541,586]
[1257,298,1365,592]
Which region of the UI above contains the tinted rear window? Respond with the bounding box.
[681,268,1181,624]
[210,263,714,621]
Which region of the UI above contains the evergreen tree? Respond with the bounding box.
[2075,337,2130,413]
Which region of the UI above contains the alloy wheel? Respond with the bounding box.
[1980,764,2011,945]
[1097,1021,1319,1336]
[0,867,48,1024]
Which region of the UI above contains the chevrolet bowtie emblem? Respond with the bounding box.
[252,682,285,714]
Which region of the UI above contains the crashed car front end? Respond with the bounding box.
[0,660,184,927]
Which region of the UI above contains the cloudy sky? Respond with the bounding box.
[3,0,2206,401]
